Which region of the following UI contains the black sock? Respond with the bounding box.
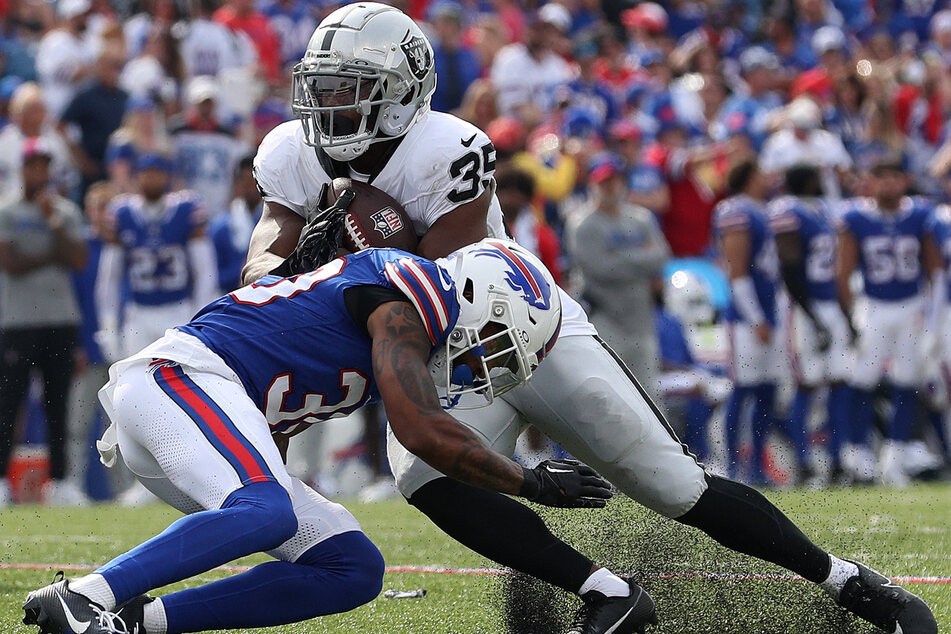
[676,474,831,583]
[408,477,594,593]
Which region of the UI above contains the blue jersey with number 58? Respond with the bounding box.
[838,196,932,301]
[110,191,205,306]
[177,249,460,436]
[768,196,837,301]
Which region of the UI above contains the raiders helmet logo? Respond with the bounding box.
[401,36,431,81]
[371,207,405,238]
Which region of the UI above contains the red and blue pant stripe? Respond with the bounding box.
[153,361,275,485]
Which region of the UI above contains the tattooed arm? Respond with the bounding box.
[368,300,525,495]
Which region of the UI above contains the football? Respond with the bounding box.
[327,178,419,254]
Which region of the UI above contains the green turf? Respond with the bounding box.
[1,483,949,633]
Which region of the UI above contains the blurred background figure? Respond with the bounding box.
[0,138,87,507]
[568,152,670,398]
[209,153,261,293]
[714,160,780,486]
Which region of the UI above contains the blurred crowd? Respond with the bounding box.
[2,0,951,506]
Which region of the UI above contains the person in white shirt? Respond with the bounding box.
[490,11,572,120]
[36,0,96,120]
[759,97,852,201]
[0,83,77,197]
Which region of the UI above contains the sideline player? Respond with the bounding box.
[23,241,615,634]
[769,165,854,484]
[95,153,218,361]
[837,158,944,486]
[713,161,781,485]
[243,5,937,633]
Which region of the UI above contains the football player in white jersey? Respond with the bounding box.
[242,5,937,633]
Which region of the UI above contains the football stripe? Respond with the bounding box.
[385,262,438,343]
[401,259,449,332]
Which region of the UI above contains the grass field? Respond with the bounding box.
[1,483,949,633]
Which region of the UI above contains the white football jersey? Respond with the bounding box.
[253,110,594,336]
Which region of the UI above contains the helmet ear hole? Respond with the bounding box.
[462,278,474,303]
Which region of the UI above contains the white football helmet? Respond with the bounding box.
[292,2,437,161]
[664,270,715,326]
[431,239,562,409]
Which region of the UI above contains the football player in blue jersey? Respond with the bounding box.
[769,165,855,485]
[22,240,615,634]
[923,203,951,466]
[237,6,937,634]
[94,153,219,363]
[714,160,782,485]
[836,157,945,486]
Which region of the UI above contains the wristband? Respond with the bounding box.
[731,276,766,325]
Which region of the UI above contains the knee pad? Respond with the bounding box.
[222,482,298,550]
[298,531,385,608]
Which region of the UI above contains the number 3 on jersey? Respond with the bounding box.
[231,259,346,306]
[447,141,497,203]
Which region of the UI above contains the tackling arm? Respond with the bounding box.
[368,300,612,507]
[241,201,305,285]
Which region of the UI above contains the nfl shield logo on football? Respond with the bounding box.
[371,207,404,239]
[401,36,431,81]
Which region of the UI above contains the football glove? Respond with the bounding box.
[520,459,613,508]
[270,185,355,277]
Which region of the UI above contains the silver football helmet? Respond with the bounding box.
[431,239,562,409]
[292,2,437,161]
[664,269,715,326]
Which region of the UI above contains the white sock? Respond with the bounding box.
[69,573,116,611]
[578,568,631,598]
[819,555,859,598]
[143,597,168,634]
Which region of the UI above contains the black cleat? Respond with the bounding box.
[113,595,153,634]
[23,571,104,634]
[837,561,937,634]
[566,578,657,634]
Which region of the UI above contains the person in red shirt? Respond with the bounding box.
[643,119,725,257]
[213,0,281,85]
[495,165,563,285]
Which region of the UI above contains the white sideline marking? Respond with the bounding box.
[1,563,949,584]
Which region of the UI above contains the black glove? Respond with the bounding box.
[520,459,613,508]
[270,186,355,277]
[812,318,831,353]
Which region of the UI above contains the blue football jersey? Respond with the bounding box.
[768,196,837,301]
[177,249,460,435]
[925,204,951,297]
[838,196,933,301]
[110,191,206,306]
[714,195,778,324]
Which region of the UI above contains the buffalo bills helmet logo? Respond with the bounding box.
[472,242,552,310]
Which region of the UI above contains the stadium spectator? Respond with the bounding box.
[429,1,481,114]
[495,165,562,284]
[35,0,95,119]
[0,76,24,129]
[0,82,76,197]
[105,95,170,193]
[643,118,728,257]
[608,120,668,213]
[0,138,87,507]
[759,96,852,201]
[568,152,670,396]
[209,153,260,293]
[118,22,182,104]
[170,75,249,217]
[213,0,281,85]
[257,0,316,71]
[490,10,572,120]
[178,0,258,81]
[454,78,499,131]
[58,45,129,196]
[717,46,783,150]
